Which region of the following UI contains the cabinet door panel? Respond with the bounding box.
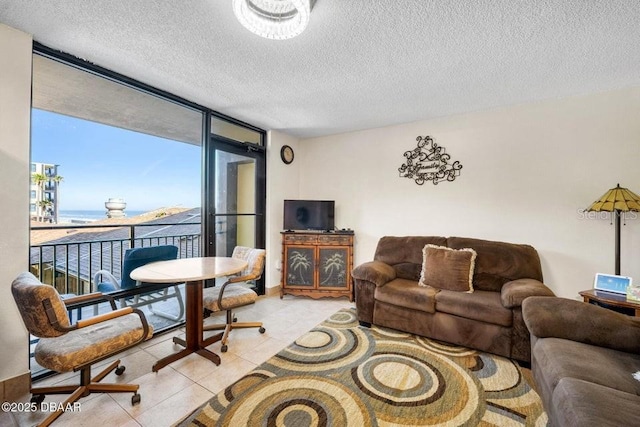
[284,246,316,287]
[318,247,349,288]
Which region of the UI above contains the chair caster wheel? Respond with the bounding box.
[259,327,266,333]
[115,365,126,375]
[233,317,237,323]
[30,394,45,405]
[221,344,228,353]
[131,393,141,405]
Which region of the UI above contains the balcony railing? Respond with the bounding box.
[29,220,202,378]
[31,222,201,296]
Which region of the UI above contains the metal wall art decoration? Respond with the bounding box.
[399,135,463,185]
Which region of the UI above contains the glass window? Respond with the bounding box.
[211,116,262,145]
[28,47,266,379]
[215,150,257,253]
[30,53,204,378]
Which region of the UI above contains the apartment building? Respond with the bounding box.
[29,162,60,223]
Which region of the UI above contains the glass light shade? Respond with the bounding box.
[586,184,640,212]
[232,0,311,40]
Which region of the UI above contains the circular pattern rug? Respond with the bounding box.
[180,308,547,426]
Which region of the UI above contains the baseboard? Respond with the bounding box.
[1,371,30,402]
[264,285,281,297]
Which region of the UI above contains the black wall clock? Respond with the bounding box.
[280,145,294,164]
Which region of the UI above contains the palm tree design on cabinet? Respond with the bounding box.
[287,249,313,285]
[320,251,346,286]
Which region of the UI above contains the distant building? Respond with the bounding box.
[30,208,201,295]
[30,162,61,223]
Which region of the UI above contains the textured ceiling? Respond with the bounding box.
[1,0,639,139]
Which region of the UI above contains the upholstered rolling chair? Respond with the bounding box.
[202,247,266,352]
[11,272,152,427]
[93,245,184,321]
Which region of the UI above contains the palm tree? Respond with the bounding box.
[32,172,46,189]
[37,200,53,222]
[51,175,63,223]
[31,172,63,222]
[31,173,47,221]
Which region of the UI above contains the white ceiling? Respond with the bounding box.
[1,0,640,139]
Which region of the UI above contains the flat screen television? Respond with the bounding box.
[284,200,335,231]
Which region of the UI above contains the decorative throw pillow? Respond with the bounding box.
[419,244,476,292]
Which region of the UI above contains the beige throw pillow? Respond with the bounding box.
[419,244,476,292]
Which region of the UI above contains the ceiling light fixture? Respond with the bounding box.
[232,0,311,40]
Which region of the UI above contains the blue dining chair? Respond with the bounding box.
[93,245,185,321]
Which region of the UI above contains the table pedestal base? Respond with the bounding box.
[152,279,223,372]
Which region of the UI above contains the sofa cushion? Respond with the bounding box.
[435,290,512,326]
[36,313,151,372]
[524,296,640,354]
[551,377,640,427]
[394,263,422,281]
[374,236,447,280]
[419,245,476,292]
[500,279,554,308]
[447,237,543,292]
[374,279,438,313]
[533,337,640,396]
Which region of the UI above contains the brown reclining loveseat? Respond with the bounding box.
[352,236,554,363]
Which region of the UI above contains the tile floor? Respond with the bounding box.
[3,294,353,427]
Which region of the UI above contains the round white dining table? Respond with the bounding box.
[131,257,247,372]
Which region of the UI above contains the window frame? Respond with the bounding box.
[32,42,267,270]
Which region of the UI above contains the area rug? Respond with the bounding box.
[179,308,547,426]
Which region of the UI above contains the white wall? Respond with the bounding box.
[0,24,32,383]
[265,130,301,289]
[291,87,640,299]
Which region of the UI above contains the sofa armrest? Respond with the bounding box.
[352,261,396,287]
[523,296,640,354]
[501,278,555,308]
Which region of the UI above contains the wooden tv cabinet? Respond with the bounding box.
[280,231,354,301]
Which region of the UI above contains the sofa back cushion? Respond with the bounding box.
[447,237,543,292]
[374,236,447,280]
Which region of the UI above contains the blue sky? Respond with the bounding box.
[31,109,201,211]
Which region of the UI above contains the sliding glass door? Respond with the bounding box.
[205,118,266,294]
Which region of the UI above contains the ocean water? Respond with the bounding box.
[58,209,146,223]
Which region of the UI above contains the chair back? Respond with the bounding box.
[11,272,70,338]
[231,246,266,281]
[120,245,179,289]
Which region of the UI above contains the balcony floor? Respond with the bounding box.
[5,292,352,427]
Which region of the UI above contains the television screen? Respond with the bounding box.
[284,200,335,231]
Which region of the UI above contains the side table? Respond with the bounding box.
[579,289,640,317]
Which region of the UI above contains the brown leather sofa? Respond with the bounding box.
[352,236,554,363]
[523,296,640,426]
